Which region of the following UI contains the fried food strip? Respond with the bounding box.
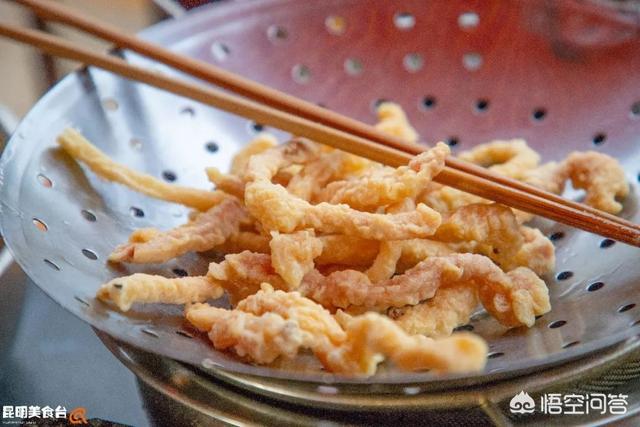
[300,255,463,310]
[286,150,372,201]
[98,274,223,311]
[214,233,392,270]
[209,250,458,310]
[109,198,249,263]
[245,138,321,182]
[521,161,565,194]
[270,230,323,288]
[319,143,449,210]
[393,259,550,334]
[500,227,555,275]
[458,139,540,180]
[323,313,487,375]
[237,285,346,346]
[246,181,441,240]
[57,128,226,211]
[244,140,442,240]
[210,249,547,326]
[304,253,550,327]
[208,251,288,304]
[395,239,455,272]
[186,288,487,374]
[433,203,524,267]
[205,167,245,198]
[365,241,403,282]
[315,235,380,266]
[375,102,419,144]
[388,286,479,337]
[562,151,628,214]
[214,231,271,254]
[186,303,306,363]
[230,133,278,176]
[418,183,485,214]
[491,267,551,327]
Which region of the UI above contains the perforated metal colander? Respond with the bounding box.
[2,0,640,391]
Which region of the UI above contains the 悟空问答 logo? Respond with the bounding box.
[510,391,536,414]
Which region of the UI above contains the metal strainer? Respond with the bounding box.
[2,0,640,393]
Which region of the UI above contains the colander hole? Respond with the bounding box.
[102,98,119,111]
[458,12,480,29]
[532,108,547,121]
[372,98,390,112]
[130,138,143,150]
[81,249,98,260]
[548,320,567,328]
[44,259,60,271]
[172,268,188,277]
[587,281,605,292]
[421,96,437,110]
[141,328,159,338]
[266,25,288,43]
[549,231,565,241]
[37,173,52,188]
[205,141,219,153]
[162,170,177,182]
[454,324,474,332]
[74,296,90,307]
[403,53,424,73]
[394,12,416,30]
[556,271,573,281]
[445,137,459,147]
[81,209,97,222]
[176,330,194,339]
[631,101,640,118]
[180,106,195,117]
[475,99,489,112]
[130,206,145,218]
[618,303,636,313]
[317,385,339,395]
[292,64,311,84]
[592,133,607,146]
[488,352,504,359]
[250,122,265,133]
[563,341,580,348]
[633,319,640,327]
[325,15,346,35]
[32,218,48,232]
[600,238,616,248]
[462,52,483,71]
[344,58,364,76]
[210,42,230,62]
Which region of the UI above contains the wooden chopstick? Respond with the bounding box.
[1,23,639,247]
[14,0,638,232]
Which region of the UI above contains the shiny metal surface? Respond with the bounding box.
[98,330,640,425]
[2,0,640,387]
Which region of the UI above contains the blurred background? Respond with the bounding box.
[0,0,160,120]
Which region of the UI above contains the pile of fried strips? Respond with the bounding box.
[57,103,628,376]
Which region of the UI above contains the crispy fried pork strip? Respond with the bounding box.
[98,274,223,311]
[109,198,249,263]
[57,128,226,211]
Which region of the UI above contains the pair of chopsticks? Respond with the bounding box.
[2,0,639,246]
